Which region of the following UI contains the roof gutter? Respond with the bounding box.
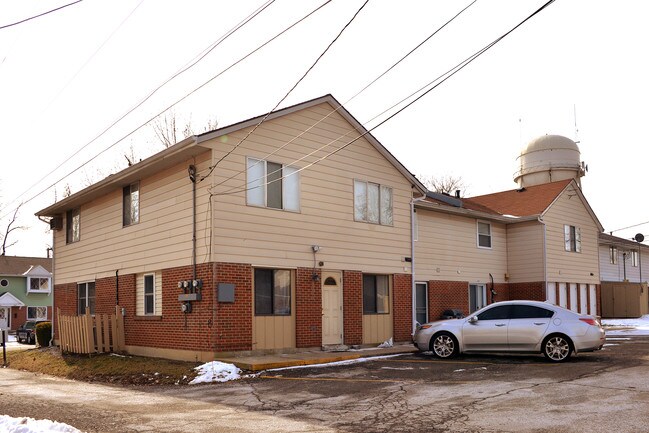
[415,200,537,224]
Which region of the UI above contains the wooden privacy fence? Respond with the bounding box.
[57,306,125,354]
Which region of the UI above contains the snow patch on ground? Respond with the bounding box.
[268,354,404,372]
[0,415,81,433]
[602,315,649,336]
[190,361,242,385]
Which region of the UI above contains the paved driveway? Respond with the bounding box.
[1,335,648,432]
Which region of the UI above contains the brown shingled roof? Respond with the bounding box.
[466,179,572,217]
[0,256,52,275]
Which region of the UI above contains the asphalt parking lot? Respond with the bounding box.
[2,335,648,432]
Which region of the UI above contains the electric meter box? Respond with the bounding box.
[218,283,235,303]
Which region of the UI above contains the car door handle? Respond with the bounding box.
[534,322,546,326]
[495,323,506,327]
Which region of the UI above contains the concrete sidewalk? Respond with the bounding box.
[216,344,418,371]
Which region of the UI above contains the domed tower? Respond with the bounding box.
[513,135,587,189]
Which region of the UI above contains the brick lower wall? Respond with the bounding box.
[343,270,362,346]
[296,267,321,348]
[508,281,546,301]
[213,262,252,352]
[393,273,412,342]
[428,280,470,319]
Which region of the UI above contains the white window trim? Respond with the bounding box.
[143,273,156,315]
[476,220,492,249]
[26,276,51,294]
[353,179,393,226]
[77,281,95,315]
[246,157,300,212]
[564,224,582,253]
[610,246,618,264]
[27,306,48,320]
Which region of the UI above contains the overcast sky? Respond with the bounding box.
[1,0,647,257]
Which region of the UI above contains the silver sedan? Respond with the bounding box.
[413,300,605,362]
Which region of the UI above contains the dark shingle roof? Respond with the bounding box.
[0,256,52,276]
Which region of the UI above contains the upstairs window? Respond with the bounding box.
[477,221,492,248]
[354,180,393,225]
[609,246,618,264]
[27,277,51,294]
[123,182,140,226]
[246,158,299,211]
[564,225,581,253]
[66,208,80,244]
[632,251,639,267]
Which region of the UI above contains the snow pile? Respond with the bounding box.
[0,415,81,433]
[602,315,649,336]
[269,354,403,372]
[190,361,241,385]
[377,337,393,348]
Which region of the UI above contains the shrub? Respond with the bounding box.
[35,322,52,347]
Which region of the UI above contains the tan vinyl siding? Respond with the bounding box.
[208,103,413,273]
[543,184,600,284]
[53,152,212,284]
[415,210,507,284]
[506,221,545,283]
[135,271,162,316]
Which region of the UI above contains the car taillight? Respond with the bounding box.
[579,318,598,326]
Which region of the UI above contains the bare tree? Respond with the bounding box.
[419,175,468,197]
[1,202,26,255]
[151,111,218,148]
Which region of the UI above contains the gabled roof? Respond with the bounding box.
[0,256,52,276]
[466,179,573,217]
[0,292,25,307]
[37,94,426,217]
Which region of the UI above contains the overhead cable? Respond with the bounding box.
[0,0,83,30]
[215,0,557,197]
[199,0,370,183]
[210,0,478,191]
[0,0,276,217]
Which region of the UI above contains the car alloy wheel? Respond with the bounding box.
[432,332,458,359]
[543,335,572,362]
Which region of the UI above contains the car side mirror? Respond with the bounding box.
[468,316,478,324]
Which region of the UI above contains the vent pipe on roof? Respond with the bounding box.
[455,190,461,198]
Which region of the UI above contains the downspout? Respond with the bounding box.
[538,216,547,298]
[115,270,119,305]
[189,165,197,282]
[411,195,426,336]
[49,230,55,347]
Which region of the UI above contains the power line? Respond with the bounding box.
[40,0,146,115]
[0,0,83,30]
[215,0,557,198]
[0,0,277,218]
[199,0,370,183]
[210,0,477,191]
[0,0,332,221]
[610,221,649,234]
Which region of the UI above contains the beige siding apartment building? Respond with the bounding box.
[37,96,607,360]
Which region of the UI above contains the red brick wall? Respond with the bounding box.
[393,273,412,342]
[296,267,321,348]
[508,282,545,301]
[213,262,252,352]
[343,270,362,345]
[53,282,78,338]
[428,280,470,319]
[9,306,53,331]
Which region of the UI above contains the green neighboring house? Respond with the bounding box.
[0,256,52,331]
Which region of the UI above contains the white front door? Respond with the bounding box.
[0,307,8,330]
[322,271,343,345]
